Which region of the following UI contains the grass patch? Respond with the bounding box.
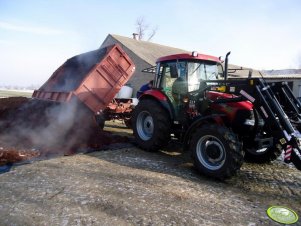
[0,89,33,98]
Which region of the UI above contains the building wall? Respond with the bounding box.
[292,80,301,97]
[101,37,155,97]
[265,78,301,97]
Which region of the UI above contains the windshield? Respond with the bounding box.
[156,60,222,93]
[187,61,220,92]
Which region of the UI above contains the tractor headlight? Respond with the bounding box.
[183,96,189,103]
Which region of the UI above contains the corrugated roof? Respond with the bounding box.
[263,69,301,76]
[109,34,189,65]
[109,35,261,77]
[227,65,301,79]
[263,69,301,75]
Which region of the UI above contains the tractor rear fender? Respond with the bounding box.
[183,114,225,150]
[139,89,175,120]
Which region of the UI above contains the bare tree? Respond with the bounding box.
[136,17,148,40]
[147,25,158,41]
[135,16,157,41]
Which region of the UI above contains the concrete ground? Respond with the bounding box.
[0,122,300,226]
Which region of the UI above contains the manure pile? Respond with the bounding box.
[0,97,128,167]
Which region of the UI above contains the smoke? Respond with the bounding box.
[0,98,97,156]
[41,47,107,92]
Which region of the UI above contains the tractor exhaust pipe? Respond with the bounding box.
[224,51,231,80]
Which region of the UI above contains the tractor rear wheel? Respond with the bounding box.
[132,99,171,151]
[190,124,244,180]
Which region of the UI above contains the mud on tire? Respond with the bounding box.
[190,124,244,180]
[132,99,171,152]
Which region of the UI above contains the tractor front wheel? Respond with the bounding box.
[243,144,282,163]
[132,99,171,151]
[190,124,244,180]
[291,149,301,170]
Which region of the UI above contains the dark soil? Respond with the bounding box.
[0,147,40,166]
[0,97,129,166]
[0,97,29,118]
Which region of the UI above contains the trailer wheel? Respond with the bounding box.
[124,118,132,129]
[133,99,171,151]
[95,114,105,129]
[190,124,243,180]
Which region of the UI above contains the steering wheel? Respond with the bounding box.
[188,84,209,101]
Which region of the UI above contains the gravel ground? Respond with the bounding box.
[0,122,300,226]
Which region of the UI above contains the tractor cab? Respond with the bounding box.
[154,52,223,119]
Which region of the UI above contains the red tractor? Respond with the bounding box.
[132,51,301,179]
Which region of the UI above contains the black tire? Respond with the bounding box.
[95,114,105,129]
[291,149,301,170]
[132,99,171,151]
[243,109,282,163]
[124,118,132,129]
[190,124,244,180]
[244,144,282,163]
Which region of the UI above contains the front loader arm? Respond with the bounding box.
[205,78,301,170]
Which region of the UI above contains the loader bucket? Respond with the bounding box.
[32,44,135,114]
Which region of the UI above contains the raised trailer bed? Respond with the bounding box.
[32,44,136,126]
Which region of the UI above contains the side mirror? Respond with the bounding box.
[218,64,224,79]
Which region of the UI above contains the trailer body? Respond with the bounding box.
[32,44,135,114]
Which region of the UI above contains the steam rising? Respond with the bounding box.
[0,98,96,156]
[40,48,107,92]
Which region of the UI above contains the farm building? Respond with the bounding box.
[101,34,301,98]
[101,34,188,96]
[263,69,301,97]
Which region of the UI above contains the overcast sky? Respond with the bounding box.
[1,0,301,87]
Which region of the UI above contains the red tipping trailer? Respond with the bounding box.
[32,44,135,114]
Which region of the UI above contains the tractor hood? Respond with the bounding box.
[206,91,253,111]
